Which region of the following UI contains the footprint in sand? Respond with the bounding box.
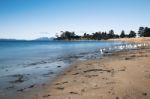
[142,92,147,96]
[69,91,79,95]
[56,86,64,90]
[43,94,51,98]
[72,73,79,75]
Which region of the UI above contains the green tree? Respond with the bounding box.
[128,30,136,38]
[60,31,76,40]
[138,27,145,37]
[120,30,126,38]
[93,32,102,40]
[108,29,115,38]
[143,27,150,37]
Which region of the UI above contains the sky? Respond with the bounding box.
[0,0,150,40]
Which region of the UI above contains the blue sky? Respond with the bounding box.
[0,0,150,39]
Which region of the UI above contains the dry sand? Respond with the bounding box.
[34,37,150,99]
[110,37,150,43]
[1,37,150,99]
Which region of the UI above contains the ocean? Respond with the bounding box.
[0,40,130,91]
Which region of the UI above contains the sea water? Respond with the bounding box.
[0,40,129,91]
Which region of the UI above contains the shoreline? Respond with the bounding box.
[36,38,150,99]
[36,45,150,99]
[1,37,150,99]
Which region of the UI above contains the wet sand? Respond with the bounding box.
[27,37,150,99]
[1,37,150,99]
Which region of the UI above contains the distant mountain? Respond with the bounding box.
[0,37,54,41]
[34,37,54,41]
[0,38,25,41]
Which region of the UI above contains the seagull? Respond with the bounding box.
[100,49,103,54]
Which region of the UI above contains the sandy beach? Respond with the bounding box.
[1,0,150,98]
[110,37,150,43]
[1,38,150,99]
[30,38,150,99]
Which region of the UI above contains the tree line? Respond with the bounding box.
[55,27,150,40]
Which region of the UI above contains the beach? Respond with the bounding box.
[1,38,150,99]
[0,40,124,99]
[35,38,150,99]
[1,0,150,98]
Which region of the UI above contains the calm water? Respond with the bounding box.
[0,40,126,91]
